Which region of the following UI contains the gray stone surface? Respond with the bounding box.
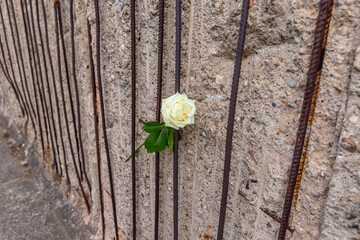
[0,119,91,240]
[0,136,20,183]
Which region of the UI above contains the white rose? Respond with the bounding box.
[161,92,196,130]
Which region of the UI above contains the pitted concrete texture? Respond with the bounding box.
[0,120,91,240]
[0,0,359,239]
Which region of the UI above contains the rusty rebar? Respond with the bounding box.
[0,3,27,117]
[55,0,90,212]
[57,0,83,181]
[51,0,70,185]
[277,1,334,239]
[4,0,36,131]
[94,1,119,238]
[217,0,250,239]
[292,2,333,207]
[22,0,45,155]
[0,35,24,114]
[173,0,182,238]
[155,0,165,238]
[260,207,295,233]
[39,0,63,177]
[130,0,137,238]
[29,0,54,170]
[20,0,45,158]
[70,0,92,193]
[34,0,60,175]
[8,0,37,134]
[87,19,105,239]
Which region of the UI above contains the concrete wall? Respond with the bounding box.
[0,0,359,239]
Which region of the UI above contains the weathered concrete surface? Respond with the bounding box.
[319,46,360,240]
[0,0,359,239]
[0,118,91,240]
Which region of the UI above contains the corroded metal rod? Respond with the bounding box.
[173,0,181,238]
[217,0,250,239]
[0,35,24,114]
[130,0,137,238]
[87,19,104,239]
[39,0,63,178]
[278,1,334,239]
[155,0,165,238]
[70,0,92,193]
[94,1,119,238]
[55,0,90,212]
[50,0,70,185]
[0,3,27,117]
[34,0,59,174]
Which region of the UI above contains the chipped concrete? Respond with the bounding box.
[0,0,359,239]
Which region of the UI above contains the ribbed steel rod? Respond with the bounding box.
[292,1,333,208]
[29,0,53,169]
[7,0,36,128]
[8,0,37,133]
[57,0,83,181]
[155,0,165,238]
[130,0,137,238]
[19,0,44,157]
[87,19,104,239]
[50,0,70,185]
[39,0,63,177]
[55,0,90,212]
[70,0,92,192]
[0,49,23,111]
[278,1,333,239]
[34,0,59,175]
[0,35,24,114]
[22,0,45,154]
[94,1,119,239]
[0,3,27,117]
[4,0,35,130]
[173,0,181,239]
[217,1,250,239]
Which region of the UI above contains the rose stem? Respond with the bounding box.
[125,142,145,162]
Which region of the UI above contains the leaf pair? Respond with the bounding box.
[142,122,175,153]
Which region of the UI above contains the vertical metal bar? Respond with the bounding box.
[217,1,250,239]
[292,1,333,207]
[50,0,70,185]
[19,0,44,158]
[94,1,119,239]
[0,35,24,114]
[0,3,27,117]
[39,0,63,177]
[4,0,35,130]
[34,0,59,175]
[28,0,53,170]
[57,0,83,181]
[173,0,182,238]
[87,19,105,239]
[130,0,137,238]
[8,0,37,133]
[22,0,45,156]
[277,1,333,239]
[155,0,165,238]
[55,0,90,212]
[70,0,92,193]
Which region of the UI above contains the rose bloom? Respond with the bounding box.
[161,93,196,130]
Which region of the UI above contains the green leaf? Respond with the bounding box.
[144,129,168,153]
[142,122,164,133]
[155,130,168,152]
[167,127,174,152]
